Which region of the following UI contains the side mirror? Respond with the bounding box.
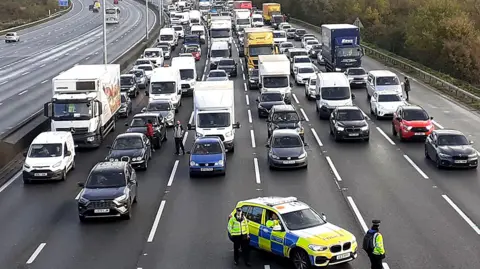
[265,144,270,148]
[303,143,309,147]
[272,225,282,231]
[395,117,402,121]
[256,98,260,102]
[233,122,241,128]
[315,94,320,100]
[23,151,27,157]
[65,151,72,156]
[351,93,356,99]
[125,123,129,126]
[178,90,182,94]
[187,123,195,130]
[77,182,85,187]
[141,107,146,112]
[470,141,474,144]
[321,212,327,221]
[186,151,191,154]
[430,116,434,120]
[107,145,112,149]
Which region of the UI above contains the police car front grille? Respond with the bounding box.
[330,245,341,253]
[343,242,351,250]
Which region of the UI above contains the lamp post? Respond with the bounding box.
[102,0,107,64]
[145,0,149,40]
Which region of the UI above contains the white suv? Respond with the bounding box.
[366,70,403,99]
[5,32,20,43]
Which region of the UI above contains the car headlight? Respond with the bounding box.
[360,125,369,131]
[52,161,62,168]
[132,156,143,161]
[225,131,233,137]
[171,95,176,101]
[166,113,174,119]
[215,160,224,166]
[269,152,279,159]
[426,124,433,130]
[320,101,328,107]
[24,163,30,169]
[468,153,477,158]
[298,152,306,158]
[190,161,197,166]
[113,194,129,205]
[335,123,344,131]
[438,153,451,158]
[78,197,89,205]
[403,125,412,131]
[196,132,204,138]
[296,127,304,134]
[87,136,95,142]
[308,244,328,252]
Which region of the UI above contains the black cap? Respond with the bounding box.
[236,208,242,212]
[372,220,381,225]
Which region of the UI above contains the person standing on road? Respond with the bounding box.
[173,120,185,155]
[146,120,155,152]
[404,76,411,101]
[363,220,385,269]
[228,208,251,267]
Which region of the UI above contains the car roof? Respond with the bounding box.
[133,112,160,117]
[93,161,127,172]
[294,55,310,59]
[32,131,71,144]
[241,196,310,214]
[369,70,396,77]
[209,69,227,73]
[271,104,296,112]
[130,69,144,73]
[116,132,144,139]
[434,129,464,136]
[261,91,282,95]
[336,106,361,111]
[289,48,307,52]
[149,98,171,104]
[376,90,401,95]
[195,136,222,143]
[121,74,135,77]
[401,104,425,111]
[272,129,300,136]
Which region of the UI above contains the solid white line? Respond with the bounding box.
[292,93,299,104]
[311,128,323,146]
[247,109,252,123]
[40,64,46,67]
[182,132,188,145]
[250,129,256,148]
[0,170,21,193]
[0,81,8,85]
[264,266,271,269]
[376,127,395,145]
[242,73,246,80]
[41,80,48,84]
[245,94,249,106]
[167,160,179,187]
[26,243,46,264]
[21,71,30,76]
[383,263,391,269]
[346,196,369,233]
[244,82,247,92]
[18,90,28,95]
[403,155,429,179]
[300,108,309,122]
[147,200,166,242]
[253,158,261,184]
[442,195,480,235]
[432,120,444,129]
[325,156,342,182]
[188,111,194,124]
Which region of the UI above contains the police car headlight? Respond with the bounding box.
[190,161,198,166]
[308,244,328,251]
[296,127,304,134]
[215,160,224,166]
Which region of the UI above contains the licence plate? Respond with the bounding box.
[34,173,47,176]
[94,209,110,213]
[348,133,359,136]
[354,81,364,84]
[455,160,468,164]
[201,168,213,171]
[415,132,425,135]
[283,160,295,164]
[336,253,350,260]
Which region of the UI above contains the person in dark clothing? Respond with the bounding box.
[173,120,185,155]
[363,220,385,269]
[404,77,411,101]
[146,120,155,152]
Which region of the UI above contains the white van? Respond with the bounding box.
[315,72,355,119]
[150,67,182,112]
[22,131,75,183]
[209,41,231,70]
[171,57,198,96]
[142,48,164,67]
[189,10,201,25]
[159,28,178,48]
[191,25,206,44]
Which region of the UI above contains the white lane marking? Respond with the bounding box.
[403,155,429,179]
[182,132,188,145]
[292,93,299,104]
[250,129,256,148]
[21,71,30,76]
[442,195,480,234]
[326,156,342,182]
[40,63,46,67]
[240,59,243,64]
[0,81,8,85]
[254,158,261,184]
[188,111,194,124]
[264,266,271,269]
[41,80,48,84]
[300,108,309,122]
[167,160,179,187]
[432,120,444,129]
[383,263,390,269]
[245,94,249,106]
[147,200,166,242]
[376,127,395,145]
[247,109,252,123]
[0,170,21,193]
[26,243,46,264]
[18,90,28,95]
[347,196,369,233]
[359,108,370,120]
[311,128,323,146]
[244,82,247,92]
[242,73,246,80]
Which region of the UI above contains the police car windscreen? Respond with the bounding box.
[151,82,176,94]
[281,208,326,230]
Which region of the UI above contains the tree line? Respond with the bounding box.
[0,0,60,30]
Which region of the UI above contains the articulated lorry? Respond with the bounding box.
[44,65,121,148]
[241,27,276,70]
[188,81,240,152]
[321,24,363,72]
[258,54,292,103]
[262,3,284,27]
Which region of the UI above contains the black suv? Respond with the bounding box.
[267,105,305,140]
[120,74,139,98]
[77,161,138,222]
[125,113,167,149]
[329,106,370,142]
[217,58,238,77]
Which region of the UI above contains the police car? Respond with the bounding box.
[227,197,357,268]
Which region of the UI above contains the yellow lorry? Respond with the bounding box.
[241,28,277,70]
[262,3,282,25]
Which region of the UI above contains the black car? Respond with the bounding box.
[125,113,167,149]
[141,99,176,126]
[128,69,148,89]
[309,44,322,58]
[256,91,285,118]
[294,29,306,41]
[118,93,132,118]
[267,105,305,140]
[77,161,138,222]
[329,106,370,142]
[425,129,478,169]
[217,58,237,77]
[120,74,139,98]
[106,133,152,170]
[286,28,296,39]
[247,69,259,90]
[266,129,308,169]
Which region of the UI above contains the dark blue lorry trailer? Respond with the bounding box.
[321,24,363,72]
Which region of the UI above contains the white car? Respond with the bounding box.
[133,59,154,69]
[345,67,367,88]
[5,32,20,43]
[316,52,325,65]
[251,14,264,27]
[278,23,291,30]
[179,52,194,58]
[170,12,182,24]
[136,64,155,81]
[304,74,317,100]
[206,70,229,81]
[172,25,184,38]
[273,30,287,44]
[279,42,294,54]
[294,64,317,85]
[304,39,319,52]
[301,36,316,48]
[143,48,164,67]
[291,55,312,74]
[370,91,407,119]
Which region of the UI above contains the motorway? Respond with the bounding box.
[0,0,156,136]
[0,19,479,269]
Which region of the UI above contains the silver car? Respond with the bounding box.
[141,99,176,126]
[345,67,367,88]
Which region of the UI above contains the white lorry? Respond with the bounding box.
[43,64,121,148]
[258,54,293,104]
[210,16,232,45]
[233,9,251,32]
[187,81,241,152]
[189,10,201,26]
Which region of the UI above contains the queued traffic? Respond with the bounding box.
[12,0,478,269]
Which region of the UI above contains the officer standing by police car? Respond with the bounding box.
[363,220,386,269]
[228,208,251,266]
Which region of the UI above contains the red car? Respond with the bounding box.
[114,0,118,4]
[392,105,434,140]
[185,46,201,61]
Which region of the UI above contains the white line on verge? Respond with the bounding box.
[182,131,188,145]
[292,93,299,104]
[245,94,249,106]
[346,196,369,233]
[147,200,166,242]
[250,129,256,148]
[403,155,429,179]
[311,128,323,146]
[300,108,309,121]
[442,195,480,234]
[18,90,28,95]
[247,109,252,123]
[244,82,247,92]
[0,170,21,193]
[242,73,246,80]
[167,160,179,187]
[26,243,46,264]
[41,80,48,84]
[376,127,395,145]
[326,156,342,181]
[253,158,261,184]
[188,111,194,124]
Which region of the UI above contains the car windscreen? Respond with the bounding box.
[86,170,126,188]
[248,46,272,56]
[403,109,429,121]
[263,77,288,88]
[112,136,144,150]
[160,34,173,41]
[130,70,144,77]
[273,32,286,38]
[347,68,366,75]
[378,94,401,102]
[185,36,199,43]
[192,30,204,36]
[296,29,306,35]
[321,87,351,100]
[135,60,150,65]
[295,57,310,63]
[198,112,230,128]
[151,82,176,94]
[211,29,230,38]
[121,77,134,85]
[173,26,183,31]
[272,111,299,122]
[261,93,283,102]
[298,67,314,73]
[337,110,364,121]
[437,134,469,146]
[211,49,229,57]
[144,51,160,58]
[209,71,226,77]
[137,65,153,71]
[219,59,234,66]
[281,208,326,231]
[121,95,127,103]
[290,51,307,58]
[192,142,223,154]
[281,43,293,48]
[272,135,303,148]
[179,69,195,80]
[147,102,171,111]
[376,76,399,85]
[29,143,62,157]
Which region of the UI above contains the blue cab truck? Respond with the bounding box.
[321,24,363,72]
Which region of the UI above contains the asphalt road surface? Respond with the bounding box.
[0,20,479,269]
[0,0,156,135]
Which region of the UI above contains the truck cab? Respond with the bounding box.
[242,28,276,70]
[149,67,182,112]
[258,54,292,104]
[321,24,363,72]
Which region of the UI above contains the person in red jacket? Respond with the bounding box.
[146,120,155,152]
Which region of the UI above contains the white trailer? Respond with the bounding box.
[44,64,121,148]
[188,81,240,152]
[258,54,292,104]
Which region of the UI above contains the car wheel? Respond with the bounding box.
[291,248,311,269]
[392,124,397,136]
[133,194,137,203]
[424,147,430,159]
[122,205,132,220]
[375,110,381,120]
[370,106,374,115]
[72,160,76,170]
[435,155,442,169]
[364,136,370,142]
[229,145,234,152]
[61,169,67,181]
[79,215,87,223]
[143,159,148,170]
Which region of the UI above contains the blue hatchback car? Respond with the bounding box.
[188,137,226,177]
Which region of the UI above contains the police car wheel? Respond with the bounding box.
[291,248,310,269]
